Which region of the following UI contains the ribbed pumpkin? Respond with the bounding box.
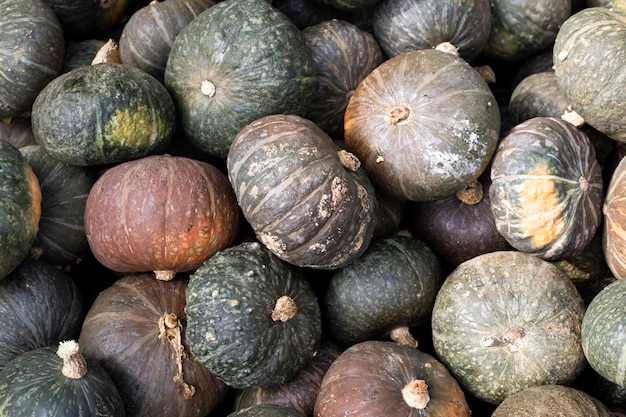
[603,155,626,278]
[0,259,84,370]
[323,235,442,348]
[0,140,41,280]
[84,154,241,280]
[344,48,500,202]
[227,114,377,269]
[185,241,323,390]
[314,340,472,416]
[41,0,130,39]
[431,251,587,404]
[302,19,384,140]
[31,62,176,166]
[372,0,492,62]
[79,273,229,417]
[0,0,64,118]
[0,340,125,417]
[119,0,215,82]
[489,117,604,261]
[164,0,318,159]
[553,6,626,142]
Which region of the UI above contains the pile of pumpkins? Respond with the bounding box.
[1,0,626,415]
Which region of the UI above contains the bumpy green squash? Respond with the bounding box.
[164,0,318,159]
[31,62,176,166]
[0,141,41,280]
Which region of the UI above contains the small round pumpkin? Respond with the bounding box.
[314,340,472,416]
[0,340,125,417]
[227,114,377,270]
[344,48,500,201]
[431,251,587,404]
[185,241,323,390]
[489,117,604,261]
[0,0,64,118]
[84,154,241,280]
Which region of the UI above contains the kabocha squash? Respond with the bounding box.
[185,241,323,390]
[164,0,318,159]
[302,19,384,140]
[227,114,377,270]
[0,0,64,118]
[603,156,626,278]
[0,259,84,370]
[41,0,130,39]
[31,62,176,166]
[79,273,229,417]
[229,404,303,417]
[483,0,571,61]
[344,48,500,202]
[492,384,613,417]
[0,141,41,280]
[84,154,241,281]
[323,235,442,348]
[372,0,492,62]
[431,251,587,404]
[0,340,125,417]
[314,340,472,417]
[581,279,626,388]
[489,117,604,261]
[20,145,94,266]
[553,6,626,142]
[119,0,215,82]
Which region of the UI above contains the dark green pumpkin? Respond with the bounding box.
[489,117,604,261]
[185,241,323,390]
[0,0,64,118]
[31,62,176,166]
[372,0,492,62]
[20,145,94,266]
[344,48,500,201]
[119,0,215,82]
[431,251,587,404]
[323,235,442,348]
[581,278,626,388]
[0,259,84,371]
[164,0,318,159]
[0,340,125,416]
[553,6,626,142]
[41,0,131,40]
[0,140,41,279]
[227,114,377,270]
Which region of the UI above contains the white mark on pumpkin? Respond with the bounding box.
[259,233,286,254]
[211,289,220,298]
[558,50,568,61]
[201,80,216,97]
[229,299,240,307]
[318,177,348,219]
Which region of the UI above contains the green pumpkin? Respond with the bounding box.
[164,0,318,159]
[31,62,176,166]
[0,140,41,280]
[185,241,322,390]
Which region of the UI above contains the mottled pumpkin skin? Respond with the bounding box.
[79,273,228,417]
[431,251,587,404]
[492,384,614,417]
[581,279,626,388]
[344,48,500,202]
[490,117,604,261]
[553,6,626,142]
[164,0,318,159]
[84,154,241,277]
[314,340,472,417]
[0,0,64,118]
[0,141,41,280]
[185,242,323,390]
[372,0,492,62]
[32,62,176,166]
[603,156,626,278]
[0,346,125,417]
[227,114,377,270]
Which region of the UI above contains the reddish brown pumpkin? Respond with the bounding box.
[84,154,242,280]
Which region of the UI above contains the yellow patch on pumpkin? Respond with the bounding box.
[105,107,154,148]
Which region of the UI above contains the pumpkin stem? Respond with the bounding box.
[482,327,525,354]
[456,180,484,205]
[435,41,459,56]
[561,108,585,128]
[389,326,419,348]
[91,39,121,65]
[474,65,497,84]
[337,149,361,171]
[57,340,88,379]
[154,270,176,281]
[272,295,298,322]
[389,105,411,125]
[201,80,217,97]
[402,379,430,409]
[158,313,196,400]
